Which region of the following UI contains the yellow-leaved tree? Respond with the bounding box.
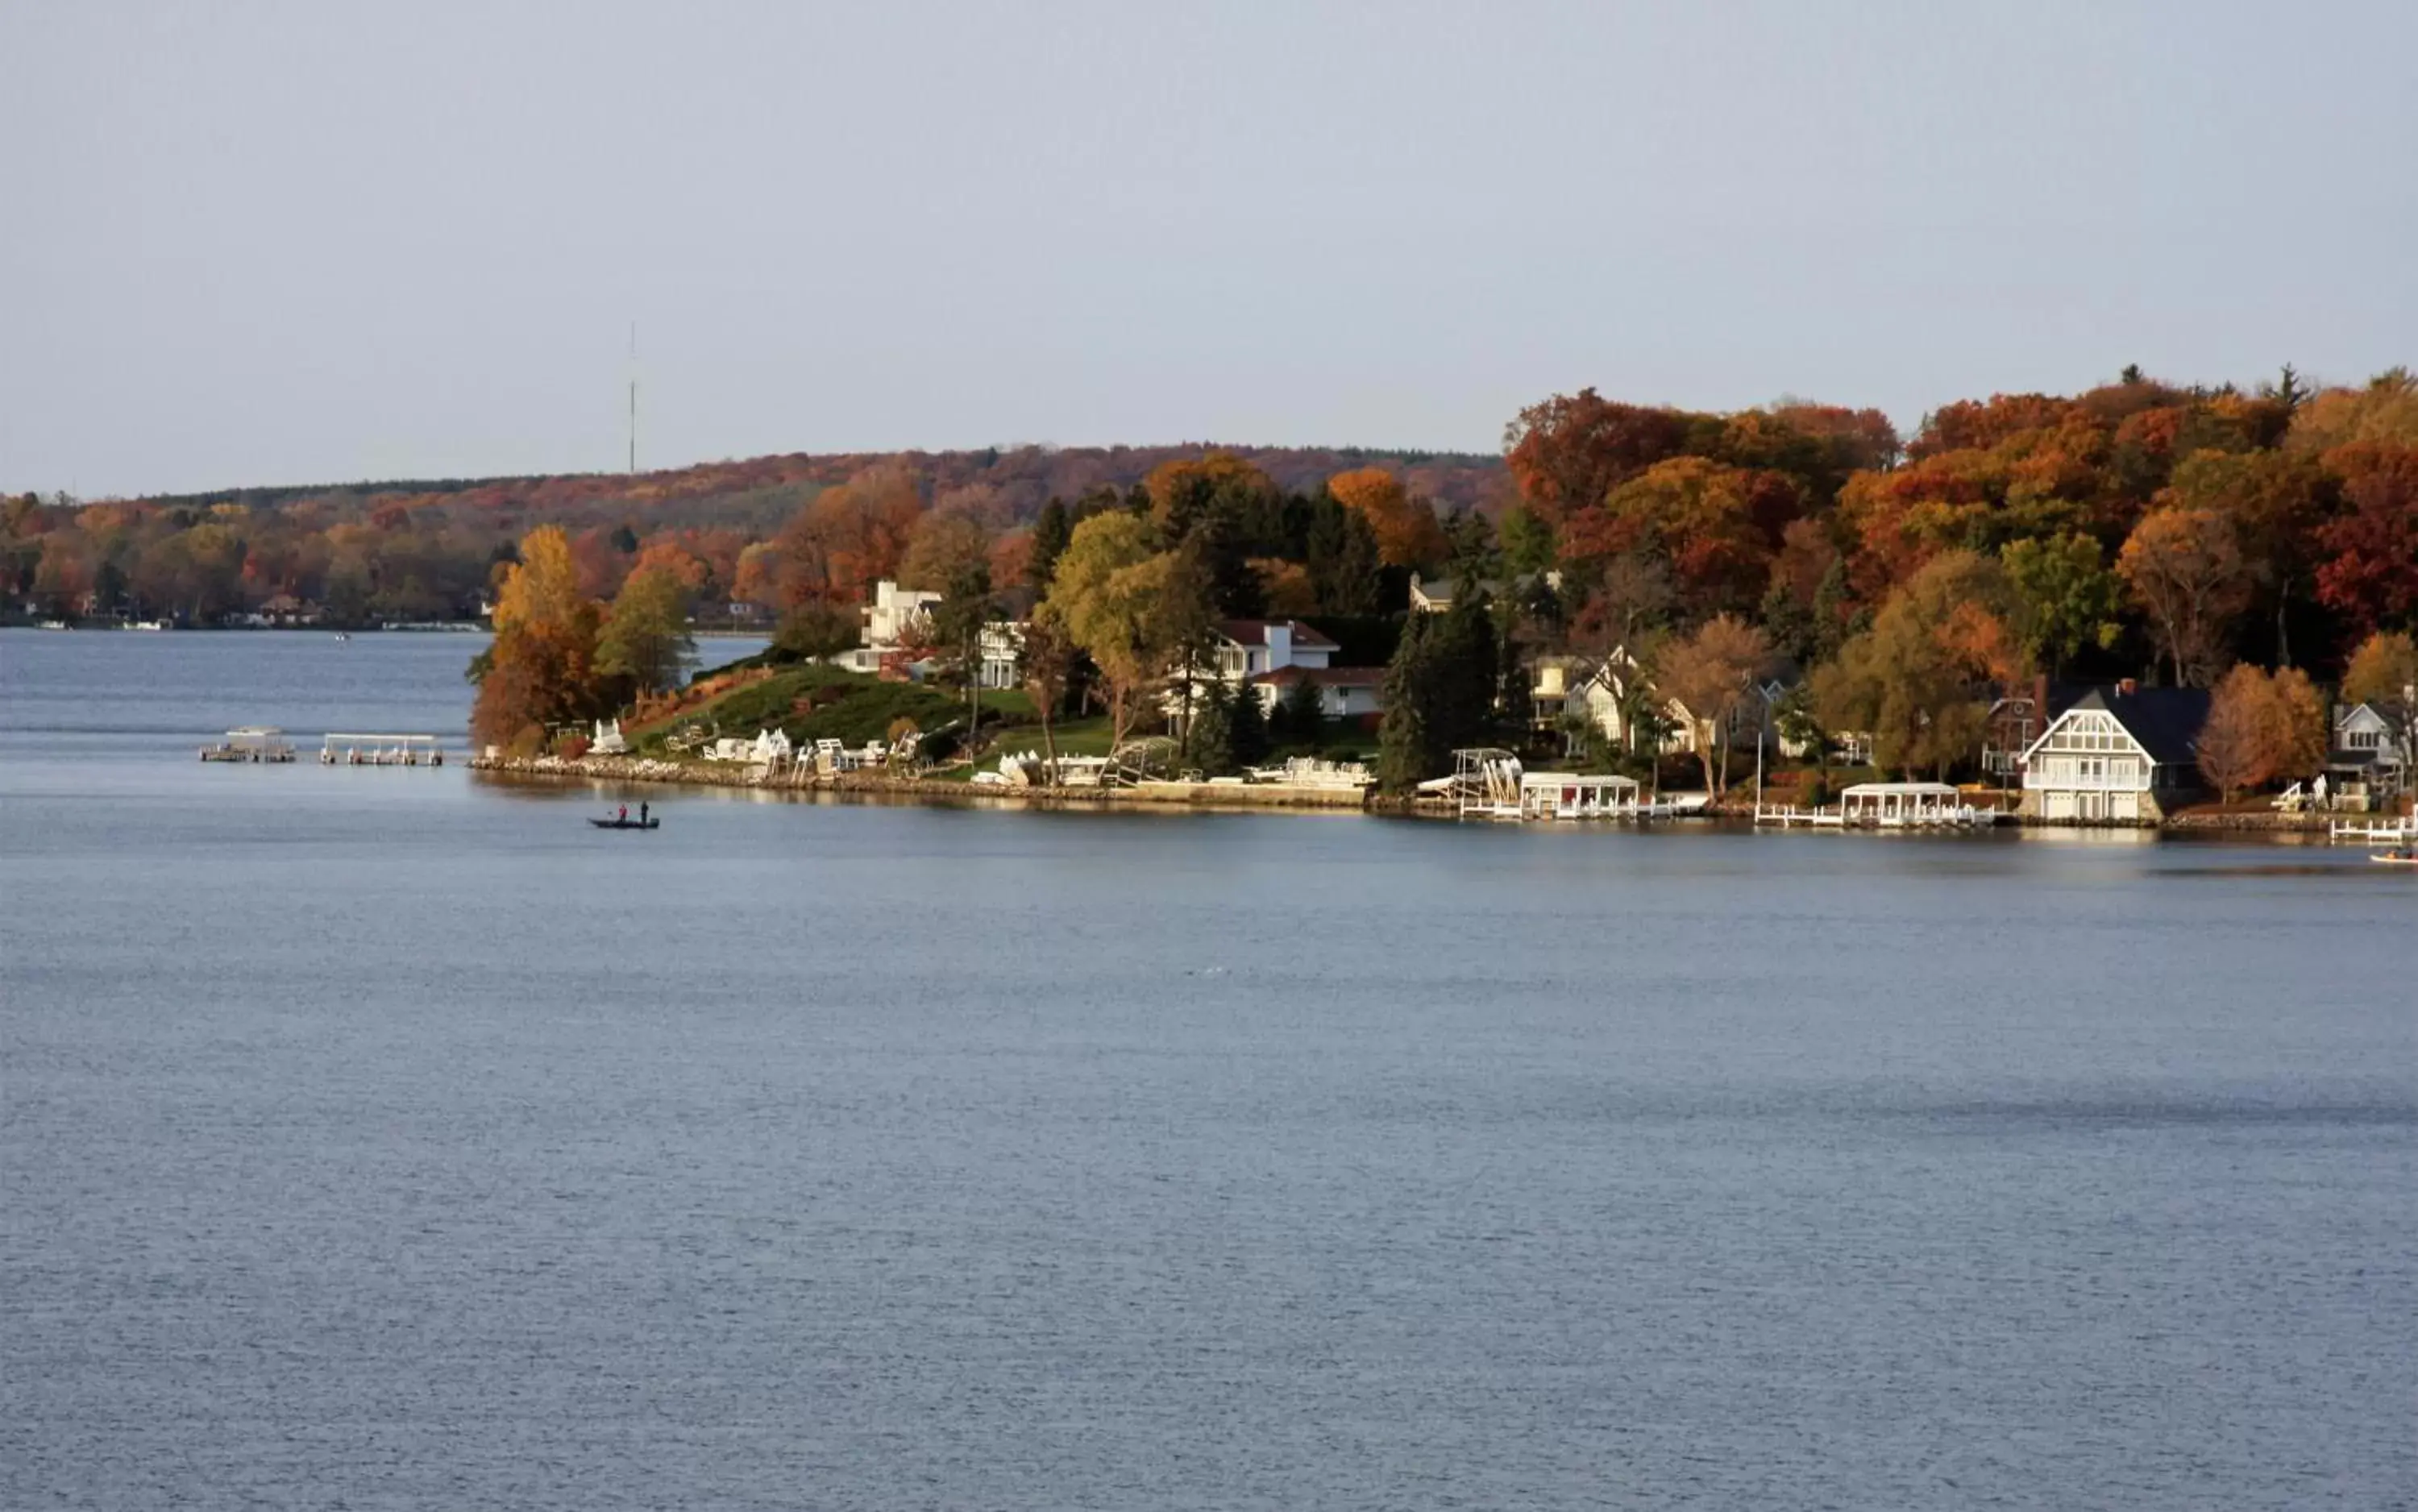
[1041,513,1176,754]
[472,525,604,750]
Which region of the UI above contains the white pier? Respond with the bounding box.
[2331,816,2416,845]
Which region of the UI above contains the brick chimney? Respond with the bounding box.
[2117,677,2138,696]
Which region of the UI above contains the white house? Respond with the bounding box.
[1250,666,1386,721]
[2328,701,2410,796]
[1410,569,1561,614]
[1409,572,1463,613]
[1211,619,1337,679]
[1541,647,1801,759]
[2019,683,2209,823]
[864,579,940,646]
[831,579,943,674]
[978,621,1024,690]
[1161,619,1383,728]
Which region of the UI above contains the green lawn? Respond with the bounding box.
[641,665,1030,753]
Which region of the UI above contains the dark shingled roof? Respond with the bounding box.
[1216,619,1340,650]
[2069,685,2211,766]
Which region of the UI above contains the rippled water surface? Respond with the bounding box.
[3,629,2412,1510]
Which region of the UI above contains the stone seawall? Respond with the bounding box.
[467,755,2403,832]
[466,754,1374,811]
[2161,809,2382,833]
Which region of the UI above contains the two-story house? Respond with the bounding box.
[2018,682,2210,823]
[829,579,944,675]
[1208,620,1338,679]
[2328,701,2412,799]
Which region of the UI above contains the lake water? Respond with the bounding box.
[3,628,2412,1510]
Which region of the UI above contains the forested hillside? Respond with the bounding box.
[7,370,2413,733]
[1,444,1501,625]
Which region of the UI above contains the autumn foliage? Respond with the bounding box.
[9,363,2414,799]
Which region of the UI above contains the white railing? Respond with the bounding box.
[2332,816,2416,844]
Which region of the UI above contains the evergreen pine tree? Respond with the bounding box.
[1377,614,1438,791]
[1228,674,1273,767]
[1333,509,1383,616]
[1431,589,1499,750]
[1189,676,1236,776]
[1029,499,1073,592]
[1279,674,1327,749]
[1307,495,1384,617]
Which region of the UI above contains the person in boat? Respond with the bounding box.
[617,804,628,824]
[639,801,648,825]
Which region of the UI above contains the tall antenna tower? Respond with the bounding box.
[626,322,638,475]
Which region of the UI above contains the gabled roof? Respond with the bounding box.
[2044,685,2212,766]
[1992,679,2092,721]
[1216,619,1340,650]
[1249,665,1386,687]
[1413,571,1558,604]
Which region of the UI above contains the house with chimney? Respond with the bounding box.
[2017,680,2211,823]
[1209,619,1338,679]
[1170,619,1387,724]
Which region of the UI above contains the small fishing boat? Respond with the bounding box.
[2371,847,2416,866]
[588,816,660,830]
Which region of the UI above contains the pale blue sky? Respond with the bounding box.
[4,1,2412,498]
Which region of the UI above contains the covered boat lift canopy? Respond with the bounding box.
[1838,781,1967,826]
[1517,771,1643,820]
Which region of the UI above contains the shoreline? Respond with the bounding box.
[467,754,2389,833]
[468,753,1373,811]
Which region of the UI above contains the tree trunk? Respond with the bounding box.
[967,629,981,757]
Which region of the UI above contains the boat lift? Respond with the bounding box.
[1755,781,1996,829]
[200,727,296,762]
[321,733,446,766]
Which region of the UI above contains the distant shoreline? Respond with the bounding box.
[2,621,770,637]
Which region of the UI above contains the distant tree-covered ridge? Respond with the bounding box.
[1,442,1502,625]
